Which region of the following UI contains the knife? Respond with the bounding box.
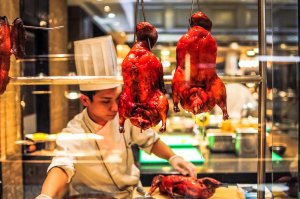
[135,181,155,199]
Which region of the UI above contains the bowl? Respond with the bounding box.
[269,145,286,156]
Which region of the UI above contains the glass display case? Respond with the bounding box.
[0,0,298,198]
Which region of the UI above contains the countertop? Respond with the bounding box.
[132,185,245,199]
[21,131,297,186]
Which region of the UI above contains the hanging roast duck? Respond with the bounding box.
[0,16,25,95]
[119,22,169,133]
[172,11,229,120]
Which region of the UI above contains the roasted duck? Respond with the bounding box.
[10,17,26,59]
[172,12,229,120]
[119,22,169,133]
[0,16,11,95]
[0,16,25,95]
[148,175,222,199]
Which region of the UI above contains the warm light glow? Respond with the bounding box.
[108,13,116,18]
[246,50,255,56]
[20,101,26,108]
[64,91,81,100]
[238,59,259,68]
[229,42,239,50]
[39,20,47,27]
[161,50,170,56]
[162,61,171,67]
[120,32,126,37]
[280,43,287,49]
[116,44,130,59]
[104,6,111,12]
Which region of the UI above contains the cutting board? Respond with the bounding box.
[133,186,245,199]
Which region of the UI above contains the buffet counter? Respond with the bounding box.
[132,185,246,199]
[21,131,295,186]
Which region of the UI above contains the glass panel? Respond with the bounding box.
[268,0,299,198]
[0,0,298,198]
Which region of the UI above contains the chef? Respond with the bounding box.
[36,36,196,199]
[214,83,258,120]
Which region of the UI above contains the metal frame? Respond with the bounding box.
[258,0,267,198]
[7,0,268,197]
[9,75,262,85]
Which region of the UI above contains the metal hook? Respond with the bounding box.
[141,0,147,22]
[133,0,148,44]
[133,0,140,43]
[188,0,201,30]
[10,24,64,30]
[188,0,196,30]
[197,0,200,10]
[23,25,64,30]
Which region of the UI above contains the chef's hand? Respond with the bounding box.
[168,155,197,178]
[35,194,52,199]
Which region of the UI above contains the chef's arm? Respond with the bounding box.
[150,139,197,178]
[150,138,175,160]
[39,167,68,198]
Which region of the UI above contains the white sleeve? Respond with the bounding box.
[47,134,76,183]
[47,156,75,183]
[130,125,160,154]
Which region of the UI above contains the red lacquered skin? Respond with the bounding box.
[0,16,11,95]
[10,17,26,59]
[148,175,222,199]
[172,12,229,120]
[119,22,169,133]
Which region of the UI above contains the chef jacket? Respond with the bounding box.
[47,108,159,198]
[214,83,257,119]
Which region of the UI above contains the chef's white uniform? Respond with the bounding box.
[47,109,159,198]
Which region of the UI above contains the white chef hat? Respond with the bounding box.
[74,35,120,91]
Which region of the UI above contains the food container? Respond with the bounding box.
[268,145,286,156]
[44,134,57,151]
[235,128,258,157]
[207,129,235,152]
[25,133,57,151]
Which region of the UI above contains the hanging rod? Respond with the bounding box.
[8,75,262,86]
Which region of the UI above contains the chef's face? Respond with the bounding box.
[80,86,122,125]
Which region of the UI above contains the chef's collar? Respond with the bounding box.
[82,108,104,133]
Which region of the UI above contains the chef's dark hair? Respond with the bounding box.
[80,90,96,101]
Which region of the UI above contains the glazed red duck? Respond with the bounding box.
[0,16,11,95]
[148,175,222,199]
[0,16,25,95]
[172,12,229,120]
[119,22,169,133]
[10,17,26,59]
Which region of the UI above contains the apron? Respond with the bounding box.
[68,111,138,199]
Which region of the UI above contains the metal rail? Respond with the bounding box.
[8,75,262,86]
[258,0,267,197]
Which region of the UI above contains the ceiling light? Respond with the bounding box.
[64,91,81,100]
[162,61,171,67]
[280,43,287,49]
[107,13,116,18]
[229,42,239,50]
[246,50,255,57]
[161,50,170,56]
[39,20,47,27]
[104,6,111,12]
[238,59,259,68]
[120,32,126,37]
